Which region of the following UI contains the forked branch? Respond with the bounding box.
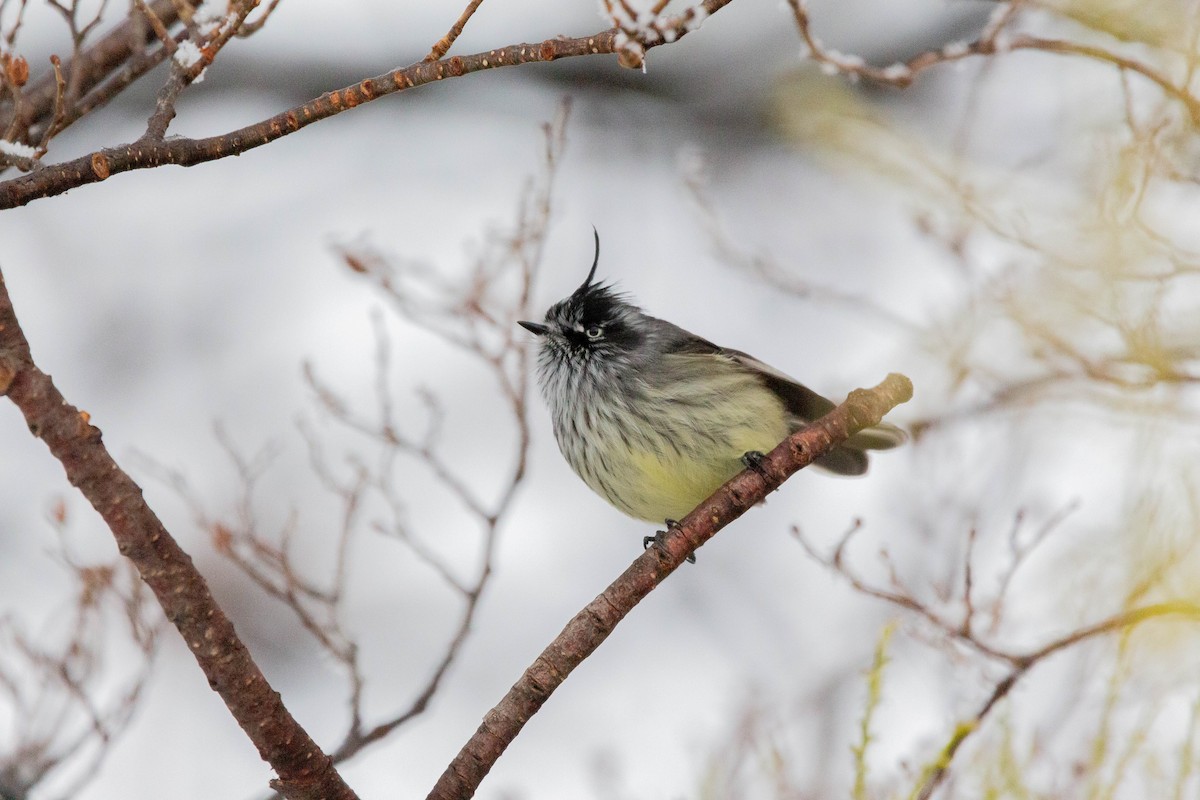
[0,0,734,209]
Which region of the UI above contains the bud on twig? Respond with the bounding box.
[5,54,29,87]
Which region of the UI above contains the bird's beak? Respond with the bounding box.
[518,320,549,336]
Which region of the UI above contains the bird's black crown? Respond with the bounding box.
[541,230,644,353]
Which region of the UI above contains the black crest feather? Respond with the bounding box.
[576,226,600,294]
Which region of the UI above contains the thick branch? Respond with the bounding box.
[425,373,914,800]
[0,0,735,210]
[0,269,357,800]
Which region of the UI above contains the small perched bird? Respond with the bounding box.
[519,231,905,542]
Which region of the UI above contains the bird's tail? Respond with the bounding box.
[812,422,907,476]
[844,421,907,451]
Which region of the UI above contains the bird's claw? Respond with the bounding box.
[741,450,771,482]
[644,520,696,564]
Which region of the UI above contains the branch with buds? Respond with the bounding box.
[0,0,734,208]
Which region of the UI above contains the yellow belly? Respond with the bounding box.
[573,378,792,522]
[613,435,780,521]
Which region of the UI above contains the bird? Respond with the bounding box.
[518,231,905,553]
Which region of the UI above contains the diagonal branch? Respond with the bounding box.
[425,0,486,62]
[0,0,734,209]
[0,267,357,800]
[911,600,1200,800]
[424,372,914,800]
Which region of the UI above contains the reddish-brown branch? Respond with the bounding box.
[424,373,914,800]
[132,0,175,51]
[59,26,180,138]
[0,0,186,138]
[238,0,284,37]
[142,0,258,141]
[0,0,734,209]
[0,269,357,800]
[33,55,66,155]
[425,0,486,62]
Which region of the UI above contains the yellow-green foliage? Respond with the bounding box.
[1045,0,1197,52]
[853,621,898,800]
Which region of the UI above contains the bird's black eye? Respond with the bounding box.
[585,325,604,340]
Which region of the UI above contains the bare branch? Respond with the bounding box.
[0,0,735,208]
[0,0,190,164]
[238,0,284,38]
[426,373,913,800]
[143,0,260,140]
[787,0,1200,125]
[132,105,571,786]
[0,519,160,799]
[911,601,1200,800]
[319,105,567,764]
[132,0,174,51]
[796,506,1200,800]
[425,0,486,62]
[32,55,66,156]
[1,0,32,48]
[0,268,357,800]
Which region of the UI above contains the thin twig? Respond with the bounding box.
[911,602,1200,800]
[133,0,175,50]
[33,55,66,156]
[0,527,160,799]
[795,507,1200,800]
[316,105,567,766]
[680,147,918,331]
[425,0,485,62]
[786,0,1200,125]
[0,0,187,160]
[238,0,283,37]
[142,0,261,140]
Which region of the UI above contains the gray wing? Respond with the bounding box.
[719,347,837,422]
[658,321,905,476]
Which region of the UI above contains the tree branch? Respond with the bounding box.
[912,601,1200,800]
[425,0,487,62]
[0,0,734,209]
[0,266,357,800]
[0,0,187,139]
[787,0,1200,126]
[796,505,1200,799]
[424,372,914,800]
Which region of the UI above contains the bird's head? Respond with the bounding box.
[518,230,645,366]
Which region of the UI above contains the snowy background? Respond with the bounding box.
[3,1,1193,799]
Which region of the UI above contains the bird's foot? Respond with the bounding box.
[741,450,771,482]
[644,519,696,564]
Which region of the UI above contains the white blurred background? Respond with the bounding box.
[2,1,1198,799]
